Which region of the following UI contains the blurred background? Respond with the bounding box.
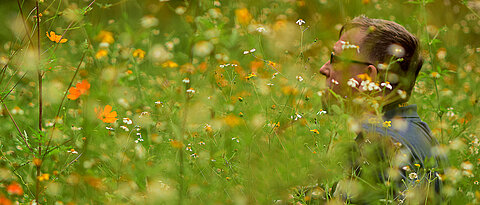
[0,0,478,204]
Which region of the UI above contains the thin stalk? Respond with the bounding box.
[0,101,34,153]
[35,1,42,203]
[42,52,86,159]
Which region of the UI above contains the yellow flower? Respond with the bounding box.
[430,72,440,79]
[245,72,256,79]
[162,60,179,68]
[310,129,319,134]
[268,61,277,68]
[95,49,108,59]
[170,140,184,149]
[224,114,241,127]
[382,120,392,128]
[235,8,252,25]
[46,31,68,43]
[37,173,50,181]
[96,30,114,44]
[357,73,372,81]
[133,49,146,59]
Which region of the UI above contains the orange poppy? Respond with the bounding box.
[95,105,117,123]
[67,80,91,100]
[6,182,23,195]
[46,31,68,43]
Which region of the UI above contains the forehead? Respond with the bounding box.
[333,28,367,54]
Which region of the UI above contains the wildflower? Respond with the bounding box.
[96,30,114,44]
[134,137,144,143]
[446,107,455,117]
[268,61,276,68]
[317,110,327,115]
[256,27,266,32]
[331,79,339,85]
[170,140,184,149]
[140,15,159,28]
[408,172,418,180]
[430,72,440,79]
[232,137,240,143]
[243,48,256,55]
[296,75,304,82]
[310,129,319,134]
[67,148,78,154]
[356,73,372,81]
[186,88,196,94]
[347,78,359,88]
[191,153,198,158]
[245,73,257,79]
[46,31,68,43]
[367,82,380,91]
[120,125,129,131]
[37,173,50,181]
[193,41,214,57]
[461,161,473,170]
[162,60,179,68]
[204,124,213,132]
[402,166,411,171]
[95,105,118,123]
[340,41,360,52]
[7,182,23,195]
[199,141,205,145]
[67,80,91,100]
[11,106,24,115]
[182,78,190,84]
[414,163,421,168]
[132,49,146,59]
[224,114,241,127]
[296,19,306,26]
[387,44,405,58]
[235,8,252,25]
[291,113,302,121]
[123,118,133,125]
[383,120,392,128]
[95,49,108,59]
[381,81,392,90]
[397,89,407,99]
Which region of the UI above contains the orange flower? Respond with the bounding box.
[6,182,23,195]
[96,30,114,44]
[95,105,118,123]
[46,31,68,43]
[133,49,146,59]
[95,49,108,59]
[67,80,91,100]
[162,60,178,68]
[235,8,252,25]
[0,196,11,205]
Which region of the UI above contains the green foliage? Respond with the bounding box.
[0,0,478,204]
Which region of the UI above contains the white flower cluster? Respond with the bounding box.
[340,41,360,53]
[296,19,306,26]
[360,80,381,91]
[243,48,256,55]
[219,63,238,68]
[291,113,302,121]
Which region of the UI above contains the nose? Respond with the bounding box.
[319,61,331,77]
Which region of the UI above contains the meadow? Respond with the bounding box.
[0,0,478,204]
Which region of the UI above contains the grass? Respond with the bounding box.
[0,0,478,204]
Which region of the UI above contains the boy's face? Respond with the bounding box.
[318,28,375,97]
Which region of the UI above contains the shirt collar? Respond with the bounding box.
[383,104,420,119]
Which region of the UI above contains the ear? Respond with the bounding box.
[367,65,378,81]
